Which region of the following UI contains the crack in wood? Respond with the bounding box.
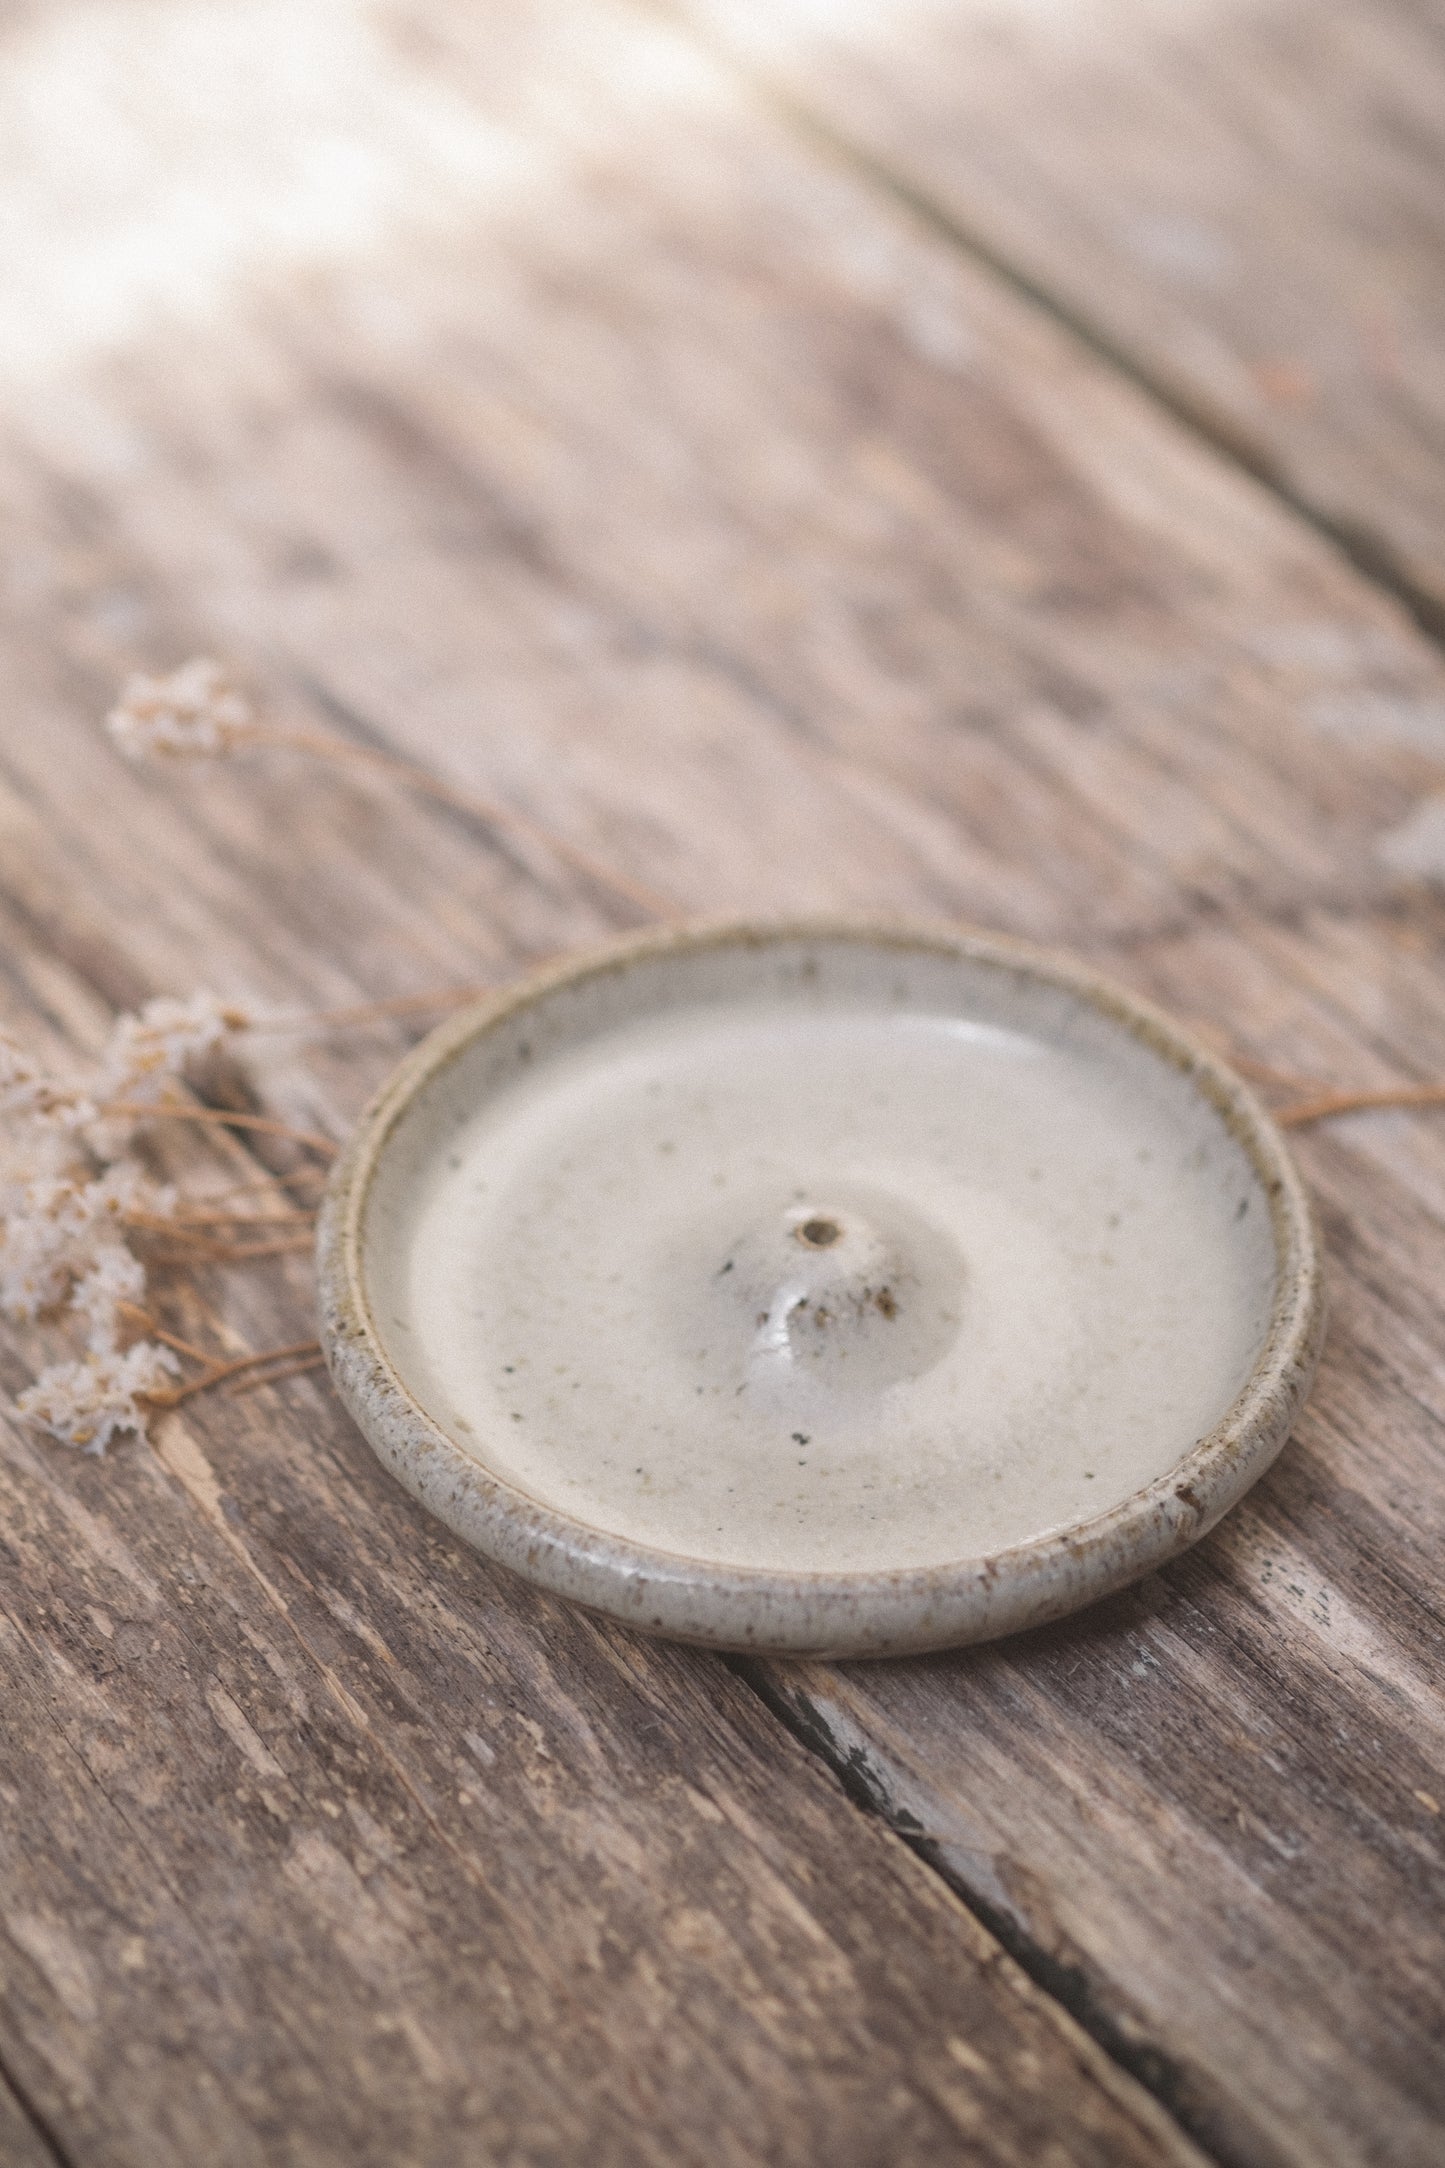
[729,1655,1253,2168]
[0,2048,75,2168]
[646,0,1445,653]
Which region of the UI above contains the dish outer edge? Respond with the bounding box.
[315,916,1326,1659]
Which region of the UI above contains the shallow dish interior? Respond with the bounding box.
[358,931,1282,1579]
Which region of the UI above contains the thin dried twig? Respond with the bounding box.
[127,1206,316,1232]
[108,659,672,920]
[115,1303,215,1366]
[118,1296,325,1409]
[102,1101,338,1156]
[1227,1051,1320,1094]
[225,1350,327,1395]
[1277,1083,1445,1128]
[145,1338,324,1408]
[145,1235,315,1264]
[183,1171,328,1206]
[1197,1031,1445,1123]
[246,984,496,1034]
[252,725,673,921]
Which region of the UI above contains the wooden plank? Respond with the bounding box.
[0,2074,61,2168]
[0,755,1193,2142]
[0,2,1443,2164]
[0,10,1214,2168]
[671,0,1445,628]
[0,1369,1189,2168]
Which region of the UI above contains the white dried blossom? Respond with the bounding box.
[0,1031,93,1131]
[71,1249,150,1354]
[97,990,252,1108]
[0,1122,75,1225]
[1,660,287,1453]
[0,982,256,1449]
[18,1340,180,1454]
[0,1162,163,1322]
[106,658,254,761]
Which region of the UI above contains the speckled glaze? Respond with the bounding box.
[317,920,1324,1658]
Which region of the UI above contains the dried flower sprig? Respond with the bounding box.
[97,989,253,1109]
[0,989,331,1452]
[108,658,673,921]
[105,658,254,760]
[19,1341,181,1455]
[0,1160,163,1323]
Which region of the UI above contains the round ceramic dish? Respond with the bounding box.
[317,920,1323,1657]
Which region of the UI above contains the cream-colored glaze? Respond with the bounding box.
[363,947,1278,1576]
[323,922,1322,1653]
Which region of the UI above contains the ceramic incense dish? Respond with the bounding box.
[318,921,1323,1657]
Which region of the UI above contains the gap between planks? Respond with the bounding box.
[0,2046,77,2168]
[616,4,1445,2159]
[5,6,1438,2156]
[728,1655,1235,2168]
[643,0,1445,652]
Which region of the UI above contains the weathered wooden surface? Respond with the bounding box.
[1,1,1444,2164]
[674,0,1445,629]
[0,2071,58,2168]
[1,1368,1193,2168]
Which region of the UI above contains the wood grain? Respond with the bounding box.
[0,2072,61,2168]
[0,1375,1193,2168]
[671,0,1445,629]
[0,1,1443,2164]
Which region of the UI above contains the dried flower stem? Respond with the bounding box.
[188,1172,327,1206]
[116,1300,323,1408]
[251,725,672,921]
[1227,1051,1320,1094]
[246,985,495,1034]
[225,1350,327,1395]
[102,1102,338,1156]
[1276,1083,1445,1127]
[148,1324,218,1362]
[1203,1035,1445,1125]
[147,1236,316,1264]
[128,1206,316,1231]
[146,1338,324,1408]
[116,1304,216,1366]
